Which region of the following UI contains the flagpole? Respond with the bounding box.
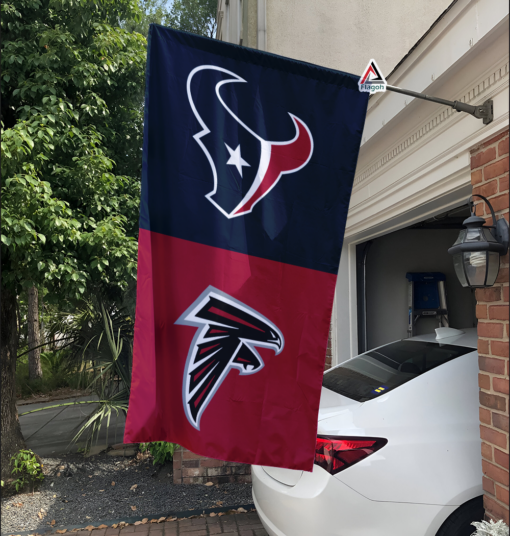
[385,84,493,125]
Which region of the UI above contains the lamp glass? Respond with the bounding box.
[453,253,468,287]
[465,228,483,242]
[453,230,466,246]
[464,251,487,287]
[485,251,500,286]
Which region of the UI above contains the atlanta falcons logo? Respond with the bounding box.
[187,65,314,218]
[176,287,284,429]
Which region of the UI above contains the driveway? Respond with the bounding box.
[17,396,126,456]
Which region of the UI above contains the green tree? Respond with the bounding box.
[122,0,172,37]
[0,0,146,479]
[167,0,217,38]
[123,0,217,39]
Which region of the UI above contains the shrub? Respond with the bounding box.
[471,519,510,536]
[139,442,179,465]
[11,449,44,493]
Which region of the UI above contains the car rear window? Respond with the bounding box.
[322,340,473,402]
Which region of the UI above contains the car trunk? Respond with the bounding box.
[261,388,362,486]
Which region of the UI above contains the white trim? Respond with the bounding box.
[355,61,509,190]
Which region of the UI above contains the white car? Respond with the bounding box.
[252,327,483,536]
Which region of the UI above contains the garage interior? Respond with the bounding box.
[356,204,478,353]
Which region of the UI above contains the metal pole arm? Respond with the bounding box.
[385,85,493,125]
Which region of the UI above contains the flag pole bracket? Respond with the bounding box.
[385,85,494,125]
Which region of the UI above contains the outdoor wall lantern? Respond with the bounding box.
[448,195,509,288]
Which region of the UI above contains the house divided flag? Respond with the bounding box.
[124,25,368,471]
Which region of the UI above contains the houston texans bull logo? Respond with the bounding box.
[176,287,284,429]
[187,65,314,218]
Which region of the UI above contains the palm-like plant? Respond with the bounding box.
[20,297,135,450]
[72,303,133,448]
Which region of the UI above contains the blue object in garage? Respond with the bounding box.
[406,273,448,337]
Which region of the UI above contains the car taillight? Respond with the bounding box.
[314,435,387,475]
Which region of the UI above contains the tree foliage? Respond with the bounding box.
[123,0,217,38]
[1,0,146,306]
[167,0,217,38]
[122,0,171,37]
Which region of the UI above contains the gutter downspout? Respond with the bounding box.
[257,0,266,51]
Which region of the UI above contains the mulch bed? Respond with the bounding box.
[1,451,253,535]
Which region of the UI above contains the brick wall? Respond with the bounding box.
[173,448,251,485]
[471,130,509,524]
[325,324,333,371]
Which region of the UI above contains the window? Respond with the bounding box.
[322,340,473,403]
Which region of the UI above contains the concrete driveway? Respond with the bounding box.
[17,396,126,457]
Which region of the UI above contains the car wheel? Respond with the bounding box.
[436,496,484,536]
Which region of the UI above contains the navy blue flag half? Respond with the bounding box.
[125,25,368,471]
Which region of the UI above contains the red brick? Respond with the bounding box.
[472,147,497,169]
[493,412,509,433]
[491,341,509,358]
[484,158,510,181]
[495,448,510,470]
[500,174,509,193]
[476,287,502,302]
[178,528,207,536]
[189,519,207,527]
[501,251,509,266]
[499,138,509,157]
[480,425,508,449]
[472,169,483,185]
[480,132,508,149]
[182,450,206,460]
[480,392,507,412]
[474,180,499,198]
[482,459,510,486]
[480,406,492,424]
[484,494,510,525]
[478,339,490,355]
[479,356,507,374]
[482,441,493,460]
[503,286,509,302]
[173,469,182,484]
[496,267,509,284]
[182,467,205,477]
[494,377,510,395]
[483,475,496,494]
[479,374,491,390]
[477,305,488,319]
[487,195,510,216]
[473,201,485,217]
[200,459,224,468]
[182,460,200,469]
[489,306,509,321]
[478,322,504,339]
[496,484,509,505]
